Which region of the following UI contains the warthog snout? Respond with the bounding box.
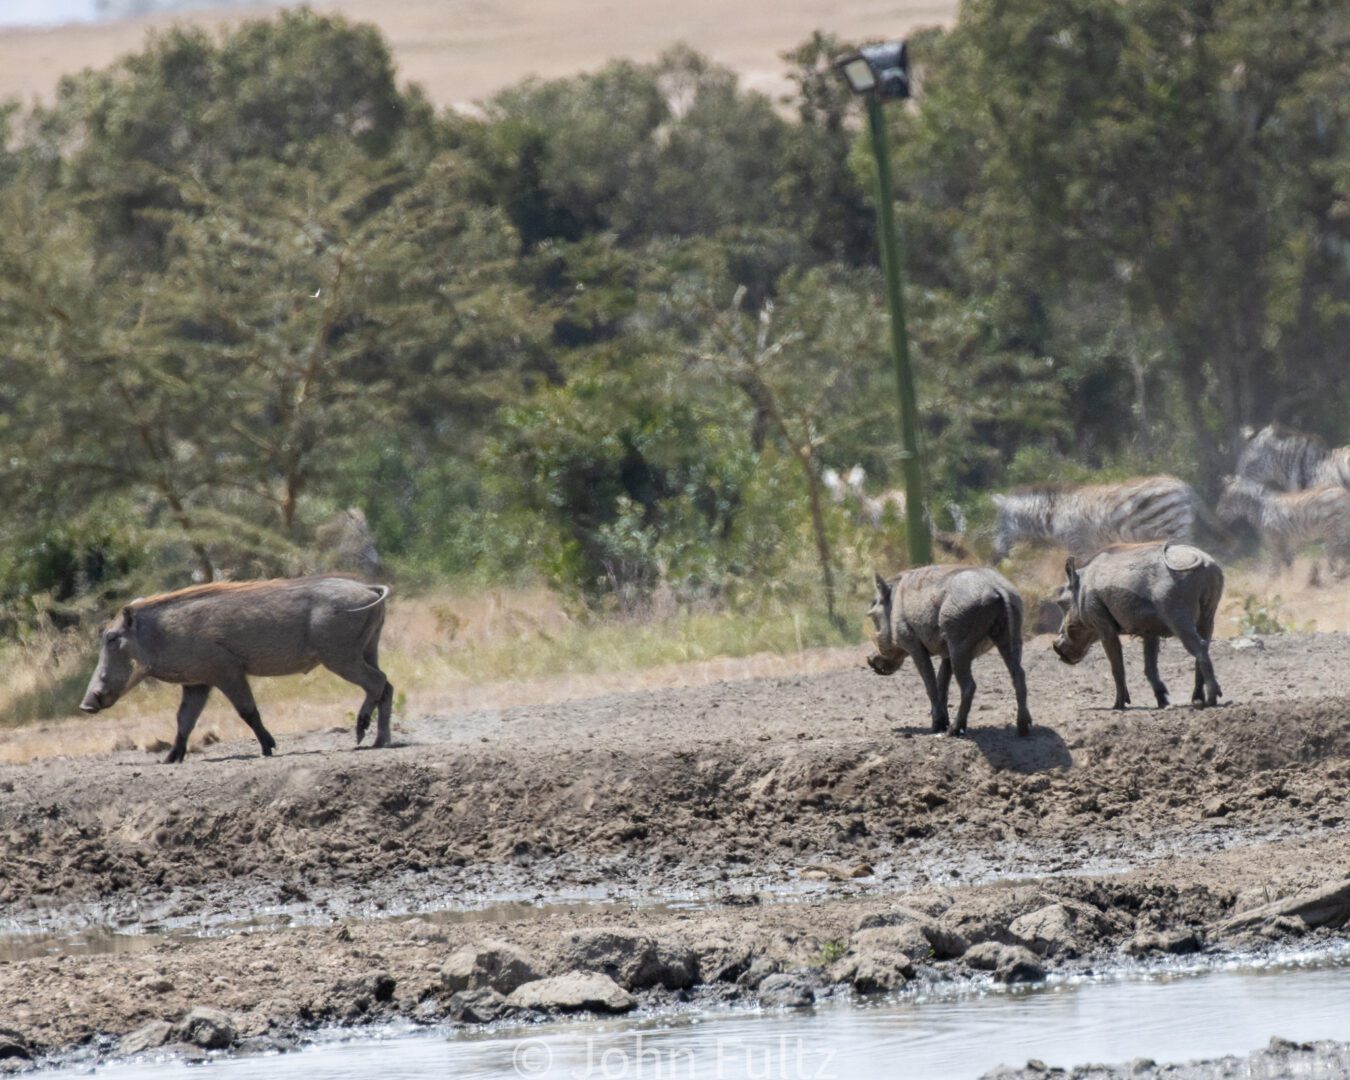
[79,694,102,713]
[1052,632,1089,665]
[867,652,903,676]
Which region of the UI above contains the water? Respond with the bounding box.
[0,895,707,963]
[47,954,1350,1080]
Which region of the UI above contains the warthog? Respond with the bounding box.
[80,577,393,764]
[1053,542,1223,709]
[866,565,1032,737]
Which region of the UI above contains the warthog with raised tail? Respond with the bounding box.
[1053,542,1223,709]
[80,577,393,763]
[866,565,1032,737]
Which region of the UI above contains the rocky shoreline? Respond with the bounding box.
[984,1036,1350,1079]
[2,634,1350,1070]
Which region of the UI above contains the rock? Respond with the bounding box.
[1221,877,1350,935]
[756,972,816,1008]
[799,862,873,881]
[1202,797,1233,818]
[692,937,751,984]
[120,1020,173,1055]
[736,956,781,989]
[855,908,969,959]
[961,941,1005,971]
[553,928,696,990]
[441,940,543,995]
[839,951,912,995]
[1230,636,1265,651]
[507,972,634,1013]
[0,1032,28,1062]
[1268,1036,1312,1053]
[447,988,512,1024]
[1007,901,1107,959]
[994,945,1046,985]
[853,924,933,963]
[1125,929,1201,957]
[171,1006,236,1050]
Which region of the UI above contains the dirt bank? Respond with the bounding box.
[1,632,1349,1064]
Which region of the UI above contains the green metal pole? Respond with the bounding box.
[865,93,931,567]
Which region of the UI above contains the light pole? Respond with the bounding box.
[837,41,932,567]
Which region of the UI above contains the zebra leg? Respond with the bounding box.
[1100,627,1130,710]
[912,649,948,734]
[1142,635,1169,708]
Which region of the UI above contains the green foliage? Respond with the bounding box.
[1,2,1348,639]
[1237,594,1287,636]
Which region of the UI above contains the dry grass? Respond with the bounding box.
[0,586,859,765]
[0,0,958,111]
[5,553,1348,766]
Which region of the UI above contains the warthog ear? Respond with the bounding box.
[872,572,891,607]
[1063,557,1080,594]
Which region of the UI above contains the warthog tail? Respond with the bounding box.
[343,583,392,612]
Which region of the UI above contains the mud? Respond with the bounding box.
[2,632,1350,1066]
[984,1036,1350,1079]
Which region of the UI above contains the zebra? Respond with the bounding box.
[1217,476,1350,571]
[823,464,973,559]
[1236,424,1350,491]
[991,475,1197,562]
[822,465,905,526]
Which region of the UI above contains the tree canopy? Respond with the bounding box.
[1,2,1347,626]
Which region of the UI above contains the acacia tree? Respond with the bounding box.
[693,276,893,626]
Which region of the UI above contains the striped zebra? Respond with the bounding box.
[1236,424,1350,491]
[991,476,1196,561]
[1217,476,1350,570]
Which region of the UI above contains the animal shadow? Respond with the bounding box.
[890,722,1072,775]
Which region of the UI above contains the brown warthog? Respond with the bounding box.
[866,565,1032,737]
[1053,542,1223,709]
[80,577,393,763]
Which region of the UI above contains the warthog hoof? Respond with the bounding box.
[1016,716,1032,737]
[356,715,370,744]
[931,717,949,734]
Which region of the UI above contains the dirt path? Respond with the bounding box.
[1,631,1349,1063]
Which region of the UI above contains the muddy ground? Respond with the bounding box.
[984,1037,1350,1079]
[2,632,1350,1067]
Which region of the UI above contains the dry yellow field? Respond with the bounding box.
[0,0,958,110]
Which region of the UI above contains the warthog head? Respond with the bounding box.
[80,608,147,713]
[1052,557,1096,665]
[866,572,906,675]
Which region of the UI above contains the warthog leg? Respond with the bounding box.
[324,656,390,747]
[992,633,1033,737]
[1142,635,1170,708]
[912,649,948,734]
[1170,622,1220,708]
[1100,627,1131,710]
[949,649,977,736]
[936,658,953,731]
[217,674,276,757]
[374,681,395,748]
[166,684,211,765]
